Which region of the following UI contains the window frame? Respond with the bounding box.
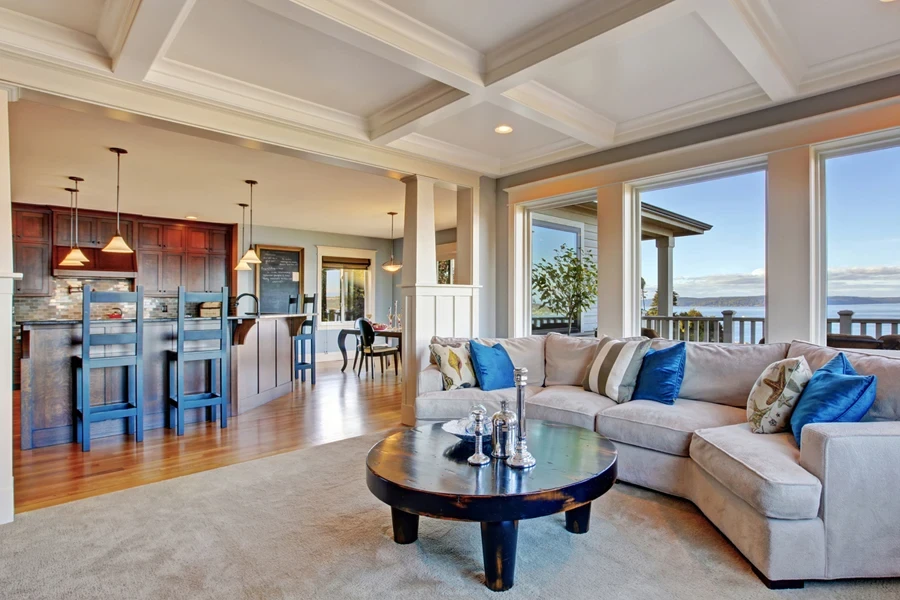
[528,213,587,335]
[316,245,377,330]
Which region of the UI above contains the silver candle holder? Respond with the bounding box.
[506,367,536,469]
[491,397,517,459]
[467,408,491,466]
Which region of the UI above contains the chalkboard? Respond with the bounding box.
[256,245,304,314]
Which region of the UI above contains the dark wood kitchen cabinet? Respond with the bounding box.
[186,254,228,293]
[14,209,50,244]
[138,251,184,296]
[55,214,133,249]
[13,243,51,296]
[138,222,185,252]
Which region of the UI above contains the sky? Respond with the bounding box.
[638,143,900,299]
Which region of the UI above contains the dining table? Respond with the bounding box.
[336,327,402,372]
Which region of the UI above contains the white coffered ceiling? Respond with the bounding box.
[0,0,899,178]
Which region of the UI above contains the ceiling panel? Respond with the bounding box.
[769,0,900,68]
[165,0,434,117]
[418,103,572,157]
[380,0,588,53]
[534,12,756,123]
[9,101,461,237]
[0,0,106,35]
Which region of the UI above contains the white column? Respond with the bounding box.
[656,236,674,338]
[400,175,437,425]
[0,86,19,524]
[766,146,822,344]
[596,183,640,339]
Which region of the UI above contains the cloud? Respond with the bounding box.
[649,265,900,297]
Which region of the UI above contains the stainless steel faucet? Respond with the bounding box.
[235,293,259,316]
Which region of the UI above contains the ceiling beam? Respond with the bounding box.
[695,0,803,102]
[101,0,197,82]
[368,83,478,145]
[496,82,616,148]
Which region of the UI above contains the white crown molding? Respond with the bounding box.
[0,81,20,102]
[614,83,769,143]
[694,0,801,102]
[145,58,369,139]
[498,81,616,148]
[368,81,474,144]
[247,0,484,93]
[390,133,594,178]
[96,0,141,60]
[0,7,110,72]
[801,39,900,96]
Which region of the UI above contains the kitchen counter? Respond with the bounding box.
[18,314,310,449]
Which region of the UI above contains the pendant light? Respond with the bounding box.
[381,211,402,273]
[59,187,85,266]
[102,147,133,253]
[239,179,261,264]
[66,176,89,264]
[234,202,252,271]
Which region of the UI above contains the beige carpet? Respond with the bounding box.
[1,433,897,600]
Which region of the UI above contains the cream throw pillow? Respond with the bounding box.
[747,356,813,433]
[429,344,477,391]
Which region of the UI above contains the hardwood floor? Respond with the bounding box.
[12,361,403,513]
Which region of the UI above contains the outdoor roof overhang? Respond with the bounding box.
[639,203,713,241]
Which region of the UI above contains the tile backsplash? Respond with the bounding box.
[13,278,196,321]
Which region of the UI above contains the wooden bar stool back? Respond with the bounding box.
[166,286,230,436]
[72,285,145,452]
[294,293,317,384]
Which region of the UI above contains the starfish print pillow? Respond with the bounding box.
[747,356,813,434]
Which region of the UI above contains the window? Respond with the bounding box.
[318,250,375,326]
[437,259,455,284]
[530,215,587,335]
[638,169,766,343]
[823,142,900,339]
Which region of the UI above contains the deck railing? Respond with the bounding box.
[828,310,900,338]
[642,310,765,344]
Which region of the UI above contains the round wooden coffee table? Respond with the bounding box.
[366,420,617,591]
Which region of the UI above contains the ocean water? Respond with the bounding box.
[642,303,900,341]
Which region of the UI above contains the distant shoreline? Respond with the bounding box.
[675,295,900,307]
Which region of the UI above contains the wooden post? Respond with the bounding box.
[0,86,17,523]
[722,310,735,343]
[656,236,674,338]
[838,310,854,335]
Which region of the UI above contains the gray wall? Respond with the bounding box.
[237,224,395,357]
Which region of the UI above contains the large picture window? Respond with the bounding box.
[531,216,586,335]
[320,254,371,325]
[823,142,900,343]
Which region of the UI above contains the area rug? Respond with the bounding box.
[1,432,897,600]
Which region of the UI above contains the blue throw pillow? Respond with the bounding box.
[468,340,515,391]
[790,353,876,447]
[632,342,686,405]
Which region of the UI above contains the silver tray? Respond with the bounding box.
[441,418,492,445]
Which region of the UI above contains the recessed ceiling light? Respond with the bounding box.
[494,124,513,134]
[185,215,198,220]
[881,0,897,3]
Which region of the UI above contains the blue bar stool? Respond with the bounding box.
[295,293,317,384]
[73,285,144,452]
[166,286,229,436]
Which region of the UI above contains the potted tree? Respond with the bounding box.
[532,245,598,335]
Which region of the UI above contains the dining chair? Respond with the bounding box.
[356,319,400,378]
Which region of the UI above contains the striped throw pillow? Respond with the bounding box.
[583,336,651,403]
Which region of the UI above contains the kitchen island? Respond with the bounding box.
[18,313,310,449]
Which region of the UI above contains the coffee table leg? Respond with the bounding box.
[391,507,419,544]
[565,503,591,534]
[481,520,518,591]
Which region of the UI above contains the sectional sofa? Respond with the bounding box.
[415,333,900,588]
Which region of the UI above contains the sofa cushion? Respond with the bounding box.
[544,333,599,386]
[583,336,650,403]
[746,356,812,433]
[469,340,515,391]
[527,386,616,431]
[597,398,745,456]
[429,336,467,365]
[415,387,540,421]
[633,342,687,405]
[476,336,546,387]
[788,340,900,421]
[690,424,822,520]
[650,340,790,407]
